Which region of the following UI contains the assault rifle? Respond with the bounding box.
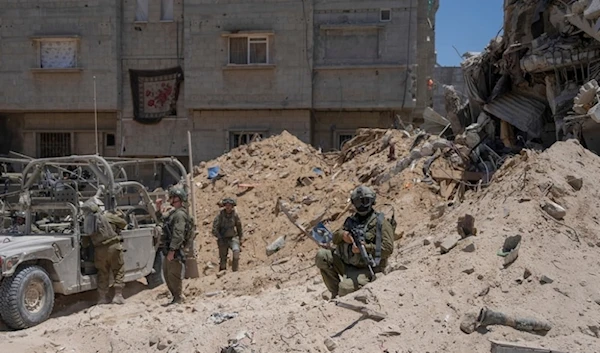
[160,223,185,260]
[343,218,376,279]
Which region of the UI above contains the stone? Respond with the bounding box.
[566,175,583,191]
[594,298,600,306]
[420,142,434,157]
[324,337,338,351]
[216,270,226,279]
[149,337,159,347]
[523,268,532,279]
[460,313,478,334]
[279,171,290,179]
[440,234,461,254]
[431,138,451,151]
[462,243,475,253]
[540,275,554,284]
[462,267,475,275]
[423,237,433,246]
[457,214,476,238]
[157,340,169,351]
[410,149,422,160]
[354,294,369,304]
[542,201,566,220]
[321,291,331,301]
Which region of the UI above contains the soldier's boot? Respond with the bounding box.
[219,259,227,272]
[232,251,240,272]
[171,293,186,305]
[112,286,125,305]
[97,290,110,305]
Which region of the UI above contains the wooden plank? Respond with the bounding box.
[431,168,484,182]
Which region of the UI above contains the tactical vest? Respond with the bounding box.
[90,213,120,247]
[337,212,387,269]
[218,211,239,239]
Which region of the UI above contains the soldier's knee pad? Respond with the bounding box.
[232,250,240,260]
[314,249,332,269]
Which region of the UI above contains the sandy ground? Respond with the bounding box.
[2,133,599,353]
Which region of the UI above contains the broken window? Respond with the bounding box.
[230,132,265,149]
[135,0,148,22]
[39,133,71,158]
[39,39,77,69]
[229,36,268,65]
[380,9,392,22]
[337,134,354,150]
[161,0,174,21]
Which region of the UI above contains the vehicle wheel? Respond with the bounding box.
[0,265,55,330]
[146,251,164,289]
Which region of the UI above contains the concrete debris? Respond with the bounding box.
[266,236,286,256]
[208,312,239,325]
[462,242,476,253]
[566,174,583,191]
[430,203,447,220]
[440,234,461,254]
[540,275,554,285]
[523,268,532,279]
[462,267,475,275]
[324,337,338,352]
[423,237,433,246]
[497,235,522,267]
[542,201,567,220]
[457,214,476,238]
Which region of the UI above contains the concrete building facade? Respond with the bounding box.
[1,0,439,165]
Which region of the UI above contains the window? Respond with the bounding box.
[229,37,268,65]
[335,133,355,150]
[106,133,116,148]
[39,39,78,69]
[161,0,174,21]
[230,132,265,149]
[380,9,392,22]
[135,0,148,22]
[39,133,71,158]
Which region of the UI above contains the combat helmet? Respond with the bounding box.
[168,187,188,202]
[350,185,376,215]
[221,197,236,206]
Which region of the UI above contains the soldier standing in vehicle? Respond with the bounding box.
[81,199,126,305]
[155,187,190,305]
[314,186,394,298]
[11,211,43,234]
[212,198,243,272]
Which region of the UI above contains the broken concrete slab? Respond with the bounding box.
[440,234,462,254]
[498,235,522,267]
[539,275,554,284]
[462,242,476,253]
[457,214,476,238]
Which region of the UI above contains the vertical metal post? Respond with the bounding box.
[93,76,99,155]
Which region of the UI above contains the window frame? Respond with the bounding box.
[229,130,268,149]
[334,130,356,150]
[228,35,269,65]
[160,0,174,22]
[135,0,149,23]
[37,132,73,158]
[31,36,81,71]
[380,9,392,22]
[105,133,116,149]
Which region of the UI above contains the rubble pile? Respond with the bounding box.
[440,0,600,171]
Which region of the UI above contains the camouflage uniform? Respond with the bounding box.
[158,188,191,304]
[212,198,243,272]
[315,186,394,298]
[88,208,126,305]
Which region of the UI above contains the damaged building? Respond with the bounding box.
[451,0,600,155]
[0,0,439,174]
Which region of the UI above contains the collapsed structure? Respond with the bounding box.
[443,0,600,159]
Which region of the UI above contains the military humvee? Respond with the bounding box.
[0,155,190,330]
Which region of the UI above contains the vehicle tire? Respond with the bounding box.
[0,265,55,330]
[146,251,164,289]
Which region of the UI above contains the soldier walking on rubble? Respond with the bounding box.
[315,186,395,298]
[155,188,192,305]
[81,199,126,305]
[212,197,243,272]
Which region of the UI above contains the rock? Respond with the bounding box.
[457,214,476,238]
[410,149,422,160]
[430,203,446,220]
[321,291,331,301]
[149,337,159,347]
[462,267,475,275]
[313,277,322,285]
[306,287,316,293]
[462,243,475,253]
[216,270,226,279]
[550,184,567,198]
[423,237,433,246]
[523,268,532,279]
[440,234,461,254]
[266,235,286,256]
[540,275,554,284]
[542,201,566,220]
[566,175,583,191]
[279,171,290,179]
[396,264,408,271]
[433,239,442,248]
[460,313,478,334]
[157,340,169,351]
[324,337,338,351]
[354,294,369,304]
[595,299,600,306]
[478,286,490,297]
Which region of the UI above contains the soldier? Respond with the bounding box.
[10,211,43,234]
[81,199,126,305]
[212,197,243,272]
[155,187,191,305]
[315,186,394,298]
